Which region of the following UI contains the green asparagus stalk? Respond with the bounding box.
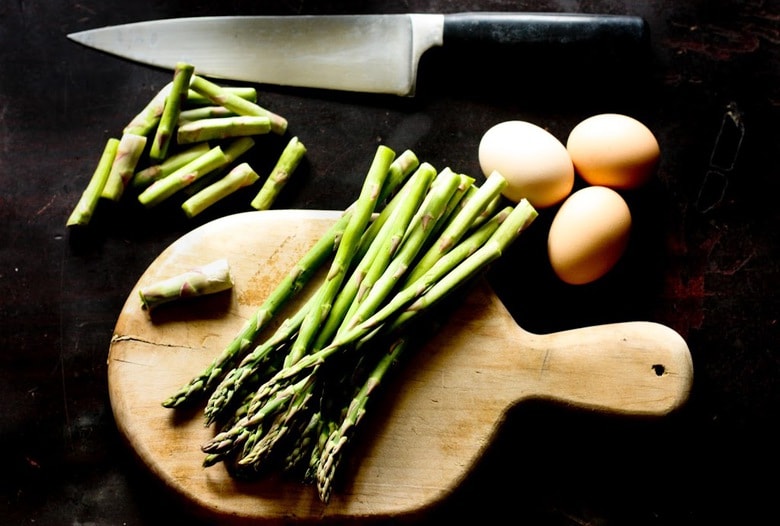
[202,286,319,424]
[150,62,194,161]
[187,86,257,106]
[313,163,436,350]
[181,162,260,219]
[123,83,172,136]
[139,258,233,311]
[283,145,395,368]
[101,133,147,201]
[315,336,409,502]
[237,376,317,467]
[351,149,422,265]
[403,170,507,285]
[137,146,228,207]
[391,200,537,328]
[180,136,256,197]
[338,167,461,334]
[250,136,307,211]
[131,142,211,190]
[178,105,237,125]
[283,409,328,476]
[189,75,287,135]
[66,138,119,227]
[176,115,271,144]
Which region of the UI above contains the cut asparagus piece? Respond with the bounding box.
[315,336,408,502]
[180,136,257,197]
[137,146,228,207]
[178,105,237,125]
[283,145,395,368]
[186,86,257,105]
[181,162,260,218]
[189,75,287,135]
[176,115,271,144]
[150,62,194,161]
[131,142,211,190]
[250,136,307,211]
[123,82,172,137]
[101,133,147,201]
[139,258,233,311]
[66,137,119,226]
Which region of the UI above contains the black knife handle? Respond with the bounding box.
[442,12,649,49]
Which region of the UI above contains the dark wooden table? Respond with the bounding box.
[2,1,778,524]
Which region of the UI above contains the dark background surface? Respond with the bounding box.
[1,1,778,525]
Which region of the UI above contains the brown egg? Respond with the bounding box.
[478,120,574,208]
[547,186,632,285]
[566,113,660,189]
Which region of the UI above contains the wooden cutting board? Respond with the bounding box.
[108,209,693,524]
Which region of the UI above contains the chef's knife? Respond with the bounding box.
[68,13,648,96]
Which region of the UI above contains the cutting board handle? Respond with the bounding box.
[522,320,693,416]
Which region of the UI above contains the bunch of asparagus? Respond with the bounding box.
[67,62,306,226]
[162,145,538,502]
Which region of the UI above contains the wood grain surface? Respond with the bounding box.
[108,209,693,524]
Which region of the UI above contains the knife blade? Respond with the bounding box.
[67,12,648,96]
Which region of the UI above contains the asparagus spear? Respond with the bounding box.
[250,136,307,211]
[131,142,211,190]
[283,145,395,368]
[313,163,436,350]
[101,133,147,201]
[403,170,508,285]
[150,62,194,161]
[181,162,260,219]
[139,258,233,311]
[66,137,119,227]
[202,286,320,424]
[137,146,228,207]
[187,86,257,105]
[176,115,271,144]
[178,105,236,125]
[338,167,462,334]
[179,136,256,197]
[189,75,288,135]
[315,336,409,502]
[123,82,171,136]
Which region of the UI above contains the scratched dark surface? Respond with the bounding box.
[1,1,778,525]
